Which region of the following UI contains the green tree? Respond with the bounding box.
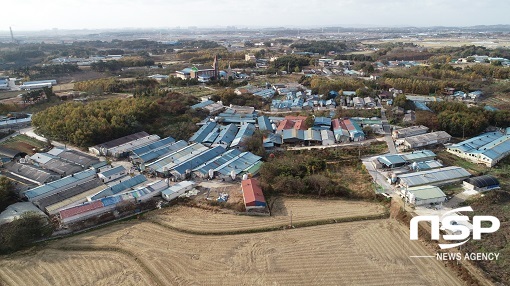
[0,212,54,254]
[0,177,16,212]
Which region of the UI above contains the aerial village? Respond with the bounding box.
[1,28,510,284]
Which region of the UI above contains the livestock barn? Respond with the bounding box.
[241,178,267,212]
[463,175,501,192]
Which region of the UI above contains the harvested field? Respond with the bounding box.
[0,249,154,286]
[0,219,464,286]
[150,198,387,233]
[1,134,47,155]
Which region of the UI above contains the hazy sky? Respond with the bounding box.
[2,0,510,30]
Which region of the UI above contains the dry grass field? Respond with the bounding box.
[0,249,154,286]
[0,217,464,286]
[150,198,386,233]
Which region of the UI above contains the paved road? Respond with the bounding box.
[380,108,397,154]
[287,138,378,151]
[361,155,396,195]
[19,126,83,152]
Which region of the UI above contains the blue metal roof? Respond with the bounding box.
[25,169,97,200]
[257,116,273,132]
[91,174,147,200]
[377,155,406,167]
[193,149,242,175]
[146,143,209,173]
[213,124,238,146]
[448,132,503,153]
[172,146,226,176]
[99,165,126,177]
[191,100,215,110]
[202,127,220,144]
[231,123,256,148]
[282,129,305,141]
[138,140,188,164]
[413,101,432,112]
[314,117,332,126]
[189,122,217,143]
[131,136,176,156]
[214,152,262,176]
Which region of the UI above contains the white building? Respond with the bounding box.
[161,181,195,201]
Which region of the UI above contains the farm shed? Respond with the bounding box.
[230,123,256,149]
[397,166,471,188]
[304,128,322,144]
[89,131,151,156]
[0,146,24,161]
[241,178,266,211]
[463,175,500,192]
[212,124,238,148]
[377,154,406,168]
[90,174,147,200]
[214,152,262,181]
[193,149,242,178]
[132,140,188,166]
[98,165,126,183]
[446,129,510,167]
[402,185,446,206]
[257,116,274,132]
[24,169,97,200]
[34,177,103,213]
[400,150,436,163]
[402,131,451,149]
[4,162,60,186]
[145,143,208,175]
[0,202,48,225]
[170,146,226,179]
[108,134,161,158]
[130,136,176,159]
[321,130,335,146]
[162,181,195,201]
[392,125,429,139]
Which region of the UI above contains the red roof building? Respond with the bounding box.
[241,178,266,210]
[59,200,104,220]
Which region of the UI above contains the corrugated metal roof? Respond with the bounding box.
[131,136,176,156]
[215,152,262,176]
[91,174,147,200]
[257,116,273,132]
[230,123,256,148]
[400,150,436,162]
[189,122,217,143]
[171,146,226,176]
[193,149,242,175]
[399,166,471,187]
[202,127,220,144]
[242,178,266,207]
[59,200,104,220]
[212,124,238,147]
[407,185,446,200]
[99,165,126,177]
[138,140,188,164]
[145,143,208,172]
[304,128,322,141]
[24,169,97,200]
[91,131,149,150]
[161,181,195,197]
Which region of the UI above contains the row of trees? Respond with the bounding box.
[290,40,348,54]
[417,101,510,137]
[32,98,159,146]
[32,91,208,146]
[74,78,159,94]
[259,152,349,197]
[90,57,155,72]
